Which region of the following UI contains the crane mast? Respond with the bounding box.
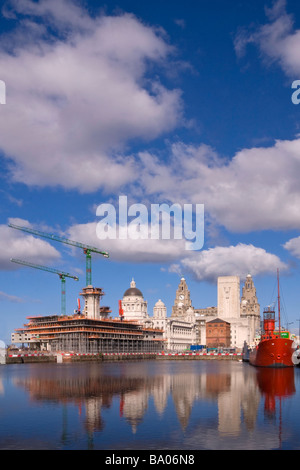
[10,258,79,316]
[8,223,109,286]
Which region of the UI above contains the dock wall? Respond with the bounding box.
[5,351,243,364]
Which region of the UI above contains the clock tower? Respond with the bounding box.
[171,277,193,318]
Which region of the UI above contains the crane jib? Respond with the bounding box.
[8,223,109,257]
[8,223,109,286]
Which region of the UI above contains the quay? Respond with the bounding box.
[4,351,243,364]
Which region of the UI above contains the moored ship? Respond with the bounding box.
[249,270,296,368]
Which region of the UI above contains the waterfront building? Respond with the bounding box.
[164,317,197,351]
[10,272,260,353]
[217,276,251,349]
[171,277,193,318]
[120,279,197,351]
[11,313,164,353]
[151,298,197,351]
[240,274,261,342]
[11,281,164,353]
[206,318,231,348]
[216,274,260,349]
[121,278,149,323]
[153,299,167,329]
[80,286,104,320]
[169,274,260,350]
[217,276,241,320]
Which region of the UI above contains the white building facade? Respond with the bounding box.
[121,279,148,323]
[152,298,197,351]
[120,274,260,352]
[121,280,197,351]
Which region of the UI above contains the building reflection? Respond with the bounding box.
[12,362,296,442]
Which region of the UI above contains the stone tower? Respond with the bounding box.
[153,299,167,320]
[240,274,260,315]
[171,277,193,318]
[217,276,240,320]
[152,299,167,331]
[240,274,260,338]
[80,286,104,320]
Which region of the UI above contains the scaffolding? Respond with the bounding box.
[16,314,165,354]
[50,335,163,354]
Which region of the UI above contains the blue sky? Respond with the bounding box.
[1,0,300,344]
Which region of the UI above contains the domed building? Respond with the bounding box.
[122,279,149,323]
[121,281,197,351]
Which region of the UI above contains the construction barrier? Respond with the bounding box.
[6,351,241,364]
[8,351,238,357]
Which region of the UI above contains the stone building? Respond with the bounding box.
[151,297,197,351]
[169,274,260,350]
[171,277,206,345]
[121,279,148,323]
[171,277,193,317]
[80,286,104,320]
[240,274,261,342]
[217,276,241,320]
[121,279,197,351]
[217,275,260,348]
[120,273,260,351]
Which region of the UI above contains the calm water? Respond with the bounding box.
[0,359,300,450]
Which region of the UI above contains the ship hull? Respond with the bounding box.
[249,338,294,368]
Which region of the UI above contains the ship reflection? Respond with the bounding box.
[256,368,296,417]
[255,367,296,449]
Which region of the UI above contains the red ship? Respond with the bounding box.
[249,270,296,368]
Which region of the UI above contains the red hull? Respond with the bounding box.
[249,337,294,368]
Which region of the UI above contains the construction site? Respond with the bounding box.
[9,223,165,354]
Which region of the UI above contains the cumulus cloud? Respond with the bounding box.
[65,218,288,284]
[283,236,300,258]
[0,0,183,192]
[234,0,300,76]
[137,138,300,232]
[67,220,188,263]
[2,218,61,270]
[174,244,288,282]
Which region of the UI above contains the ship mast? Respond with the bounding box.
[277,268,281,333]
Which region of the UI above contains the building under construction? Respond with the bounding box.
[9,223,165,354]
[11,285,165,354]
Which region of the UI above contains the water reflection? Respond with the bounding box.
[0,361,298,449]
[256,368,296,417]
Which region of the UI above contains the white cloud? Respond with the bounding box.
[137,138,300,232]
[234,0,300,76]
[2,218,61,270]
[3,0,95,32]
[283,236,300,258]
[67,221,188,263]
[66,220,288,284]
[2,0,300,242]
[175,243,288,282]
[0,0,183,192]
